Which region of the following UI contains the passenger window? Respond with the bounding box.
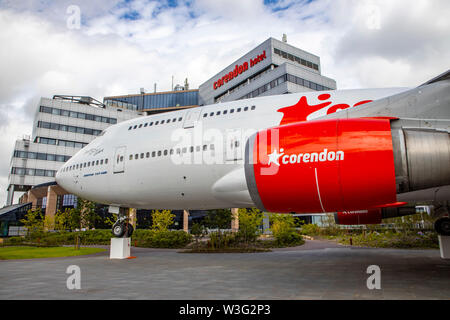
[203,145,207,151]
[167,119,171,123]
[146,152,150,158]
[230,109,234,113]
[96,160,99,165]
[164,150,168,156]
[88,162,90,167]
[190,146,194,153]
[158,151,162,156]
[144,123,148,127]
[216,111,221,115]
[210,144,215,150]
[203,114,207,118]
[84,163,87,167]
[105,159,108,164]
[100,159,104,165]
[150,122,153,126]
[120,156,123,162]
[161,120,165,124]
[152,151,156,157]
[251,105,256,110]
[139,124,143,128]
[235,141,240,147]
[244,107,248,111]
[133,125,137,129]
[128,126,132,130]
[172,118,176,122]
[210,112,214,116]
[170,149,174,155]
[140,153,144,159]
[223,110,228,114]
[178,117,182,121]
[135,154,138,159]
[176,148,181,154]
[196,146,200,152]
[237,108,241,112]
[155,121,159,125]
[182,147,187,153]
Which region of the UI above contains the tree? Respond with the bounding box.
[205,209,232,231]
[20,208,44,238]
[75,198,99,229]
[191,223,206,245]
[237,208,263,244]
[205,209,232,247]
[270,213,303,246]
[55,208,78,231]
[151,210,175,232]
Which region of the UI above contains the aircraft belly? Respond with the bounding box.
[106,160,246,209]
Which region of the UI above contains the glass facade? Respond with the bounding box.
[39,106,117,124]
[11,167,57,177]
[13,150,71,162]
[37,121,103,136]
[35,137,88,148]
[274,48,319,71]
[104,90,199,111]
[238,73,333,100]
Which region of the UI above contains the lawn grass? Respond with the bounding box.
[0,246,106,260]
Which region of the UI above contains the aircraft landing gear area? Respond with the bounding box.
[435,217,450,236]
[112,220,134,238]
[435,216,450,259]
[109,206,133,259]
[433,204,450,259]
[110,207,134,238]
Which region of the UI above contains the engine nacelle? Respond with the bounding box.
[244,118,397,213]
[334,206,418,225]
[334,209,382,225]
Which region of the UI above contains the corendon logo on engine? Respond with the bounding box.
[277,93,373,125]
[267,148,344,166]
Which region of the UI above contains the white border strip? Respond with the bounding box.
[314,168,326,213]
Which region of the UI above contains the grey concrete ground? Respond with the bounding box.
[1,240,449,300]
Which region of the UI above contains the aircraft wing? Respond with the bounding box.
[419,69,450,86]
[316,69,450,121]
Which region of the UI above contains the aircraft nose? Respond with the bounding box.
[55,167,65,188]
[55,160,74,193]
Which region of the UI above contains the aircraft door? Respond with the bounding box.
[225,129,243,162]
[113,146,126,174]
[183,108,202,129]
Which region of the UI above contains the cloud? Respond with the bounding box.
[0,0,449,205]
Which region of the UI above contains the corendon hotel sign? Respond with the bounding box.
[213,50,267,90]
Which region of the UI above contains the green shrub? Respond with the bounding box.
[4,237,25,246]
[132,229,192,248]
[300,224,321,236]
[235,208,263,244]
[9,229,111,246]
[340,230,439,249]
[208,231,237,249]
[274,231,304,247]
[191,223,206,244]
[270,214,304,246]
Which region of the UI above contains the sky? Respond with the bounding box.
[0,0,449,206]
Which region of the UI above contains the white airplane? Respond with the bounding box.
[56,70,450,239]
